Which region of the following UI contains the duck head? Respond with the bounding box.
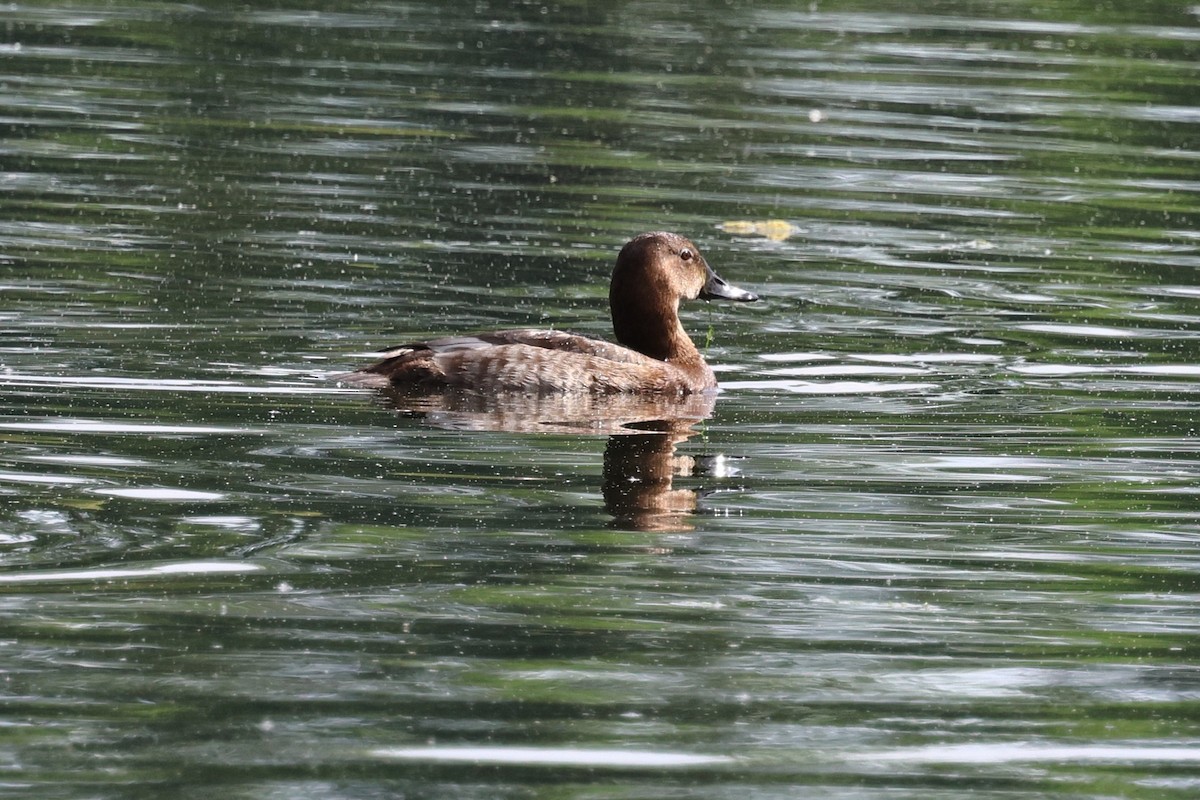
[609,231,758,362]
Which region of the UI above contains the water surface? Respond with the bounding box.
[3,1,1200,797]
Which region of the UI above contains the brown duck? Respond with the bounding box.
[340,231,758,394]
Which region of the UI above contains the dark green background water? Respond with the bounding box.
[2,1,1200,797]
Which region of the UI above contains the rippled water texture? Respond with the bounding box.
[3,1,1200,797]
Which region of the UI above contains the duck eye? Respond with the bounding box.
[679,248,694,262]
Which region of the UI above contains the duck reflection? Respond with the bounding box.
[370,388,731,532]
[601,417,709,532]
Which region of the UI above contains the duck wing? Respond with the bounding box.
[466,329,657,365]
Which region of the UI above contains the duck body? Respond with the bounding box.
[346,328,714,394]
[342,232,758,395]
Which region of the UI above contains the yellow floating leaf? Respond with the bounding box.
[719,219,797,241]
[718,220,759,235]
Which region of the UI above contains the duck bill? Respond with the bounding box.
[699,263,758,302]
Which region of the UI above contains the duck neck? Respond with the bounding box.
[612,299,703,367]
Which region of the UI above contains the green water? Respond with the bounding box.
[2,1,1200,797]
